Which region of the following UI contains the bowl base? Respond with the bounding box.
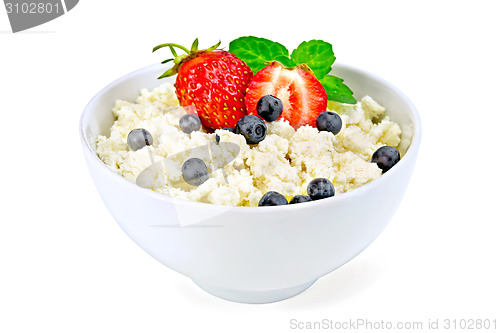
[192,279,317,304]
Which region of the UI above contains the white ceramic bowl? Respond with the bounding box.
[80,63,421,303]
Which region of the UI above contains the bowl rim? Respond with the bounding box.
[79,62,422,213]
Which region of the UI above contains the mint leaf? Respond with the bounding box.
[291,40,335,80]
[319,75,357,104]
[229,36,296,73]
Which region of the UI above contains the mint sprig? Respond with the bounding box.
[228,36,356,104]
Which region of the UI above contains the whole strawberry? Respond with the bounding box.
[153,39,253,130]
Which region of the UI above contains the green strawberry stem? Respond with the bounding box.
[152,43,190,54]
[190,39,199,52]
[153,39,222,79]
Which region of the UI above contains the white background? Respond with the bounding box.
[1,0,499,332]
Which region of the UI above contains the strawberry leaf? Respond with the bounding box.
[319,75,357,104]
[291,40,335,80]
[229,36,296,73]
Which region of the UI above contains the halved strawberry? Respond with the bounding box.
[245,61,327,129]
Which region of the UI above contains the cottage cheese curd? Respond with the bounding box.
[96,83,401,206]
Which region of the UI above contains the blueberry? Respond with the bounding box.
[222,127,235,133]
[215,134,221,145]
[289,195,312,204]
[181,158,209,186]
[235,115,267,144]
[258,191,289,206]
[316,111,342,135]
[257,95,283,122]
[179,114,201,134]
[307,178,335,200]
[127,128,153,151]
[371,146,400,173]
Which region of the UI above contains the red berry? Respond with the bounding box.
[154,40,253,130]
[245,61,327,129]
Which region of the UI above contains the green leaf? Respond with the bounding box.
[229,36,296,73]
[291,40,335,80]
[190,38,199,52]
[319,75,357,104]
